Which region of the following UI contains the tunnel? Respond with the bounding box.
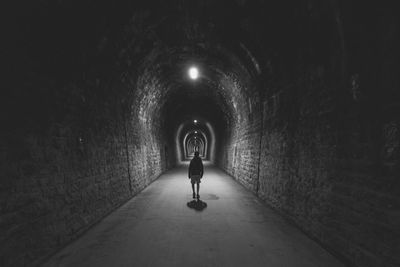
[2,1,399,266]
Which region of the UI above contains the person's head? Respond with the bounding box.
[194,151,199,157]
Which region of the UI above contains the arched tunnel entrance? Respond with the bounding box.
[134,42,253,169]
[2,1,399,266]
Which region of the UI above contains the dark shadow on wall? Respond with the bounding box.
[187,199,207,211]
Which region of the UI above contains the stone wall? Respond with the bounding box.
[218,70,399,267]
[220,120,261,192]
[216,3,400,266]
[0,75,168,266]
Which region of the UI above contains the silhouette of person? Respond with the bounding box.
[188,151,203,199]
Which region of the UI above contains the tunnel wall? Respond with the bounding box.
[1,76,168,266]
[0,6,182,264]
[217,4,400,267]
[257,78,399,267]
[220,72,399,267]
[217,58,263,192]
[220,118,261,193]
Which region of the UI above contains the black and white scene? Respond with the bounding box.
[1,1,399,266]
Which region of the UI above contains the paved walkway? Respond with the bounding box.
[43,164,344,267]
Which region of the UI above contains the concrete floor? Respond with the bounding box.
[43,164,344,267]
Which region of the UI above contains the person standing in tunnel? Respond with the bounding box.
[188,151,203,199]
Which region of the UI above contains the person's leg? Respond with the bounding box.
[191,182,195,198]
[196,182,200,198]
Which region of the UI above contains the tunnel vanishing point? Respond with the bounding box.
[1,1,399,266]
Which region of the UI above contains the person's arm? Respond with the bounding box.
[188,161,192,178]
[200,160,204,178]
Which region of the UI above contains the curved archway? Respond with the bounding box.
[175,118,216,163]
[184,129,207,159]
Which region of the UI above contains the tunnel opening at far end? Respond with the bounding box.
[178,119,214,162]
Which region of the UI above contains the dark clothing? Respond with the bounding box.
[190,174,201,184]
[188,156,203,178]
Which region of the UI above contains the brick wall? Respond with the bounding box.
[0,74,169,266]
[220,121,261,192]
[217,63,399,267]
[216,4,400,266]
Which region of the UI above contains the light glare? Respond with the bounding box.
[189,67,199,80]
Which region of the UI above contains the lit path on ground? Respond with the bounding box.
[43,163,343,267]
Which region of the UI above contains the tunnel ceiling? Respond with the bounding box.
[7,0,339,135]
[133,42,256,140]
[161,89,229,132]
[7,0,346,91]
[5,0,355,169]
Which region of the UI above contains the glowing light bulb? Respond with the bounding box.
[188,67,199,80]
[194,120,197,124]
